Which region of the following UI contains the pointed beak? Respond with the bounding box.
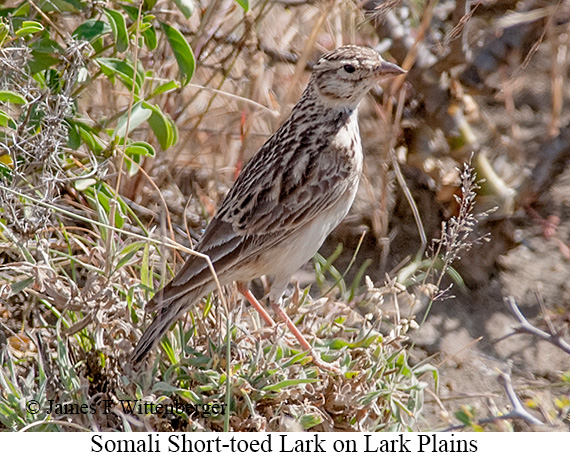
[377,60,406,77]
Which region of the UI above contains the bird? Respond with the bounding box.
[131,45,405,371]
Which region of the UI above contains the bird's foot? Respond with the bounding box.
[307,348,341,374]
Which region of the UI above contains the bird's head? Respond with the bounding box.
[310,45,405,108]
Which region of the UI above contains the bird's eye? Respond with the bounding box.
[343,64,356,73]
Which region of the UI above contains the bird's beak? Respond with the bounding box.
[377,60,406,77]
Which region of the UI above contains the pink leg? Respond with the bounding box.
[270,301,340,373]
[270,301,312,352]
[236,282,339,373]
[236,282,276,326]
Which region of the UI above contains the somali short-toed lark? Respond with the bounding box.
[132,45,405,371]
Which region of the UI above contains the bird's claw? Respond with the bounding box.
[308,349,341,374]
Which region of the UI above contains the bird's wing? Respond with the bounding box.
[167,122,357,292]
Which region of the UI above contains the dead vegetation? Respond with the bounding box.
[0,0,569,431]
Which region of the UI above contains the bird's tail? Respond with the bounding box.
[131,285,208,365]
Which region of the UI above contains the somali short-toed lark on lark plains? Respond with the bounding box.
[132,45,405,372]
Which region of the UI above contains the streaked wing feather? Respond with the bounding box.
[170,220,242,288]
[218,118,354,236]
[158,100,356,300]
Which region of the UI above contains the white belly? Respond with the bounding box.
[262,171,361,301]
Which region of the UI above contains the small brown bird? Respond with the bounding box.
[132,45,405,370]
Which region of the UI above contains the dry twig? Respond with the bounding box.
[503,296,570,355]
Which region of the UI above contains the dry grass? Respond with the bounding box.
[2,0,569,432]
[0,0,434,432]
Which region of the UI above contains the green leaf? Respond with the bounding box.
[262,379,319,392]
[171,0,195,18]
[413,363,439,391]
[144,102,177,149]
[15,26,42,37]
[0,154,13,167]
[40,0,84,13]
[45,68,62,93]
[125,151,142,176]
[60,0,86,10]
[125,144,148,156]
[115,242,146,271]
[280,351,312,368]
[328,338,352,350]
[142,24,157,50]
[151,382,180,395]
[299,414,322,429]
[12,3,30,16]
[0,21,8,46]
[234,0,249,12]
[96,57,144,94]
[454,409,473,426]
[15,21,44,37]
[124,141,155,175]
[75,121,105,154]
[72,20,112,43]
[344,371,361,379]
[65,119,81,149]
[142,14,155,27]
[120,4,139,21]
[104,8,129,53]
[126,141,155,157]
[114,100,152,138]
[141,243,151,288]
[28,51,61,74]
[91,36,104,54]
[160,22,195,85]
[149,80,180,98]
[0,110,17,129]
[10,276,35,296]
[85,184,125,229]
[445,265,465,291]
[0,91,26,104]
[31,35,63,54]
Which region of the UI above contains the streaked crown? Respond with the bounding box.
[309,45,405,107]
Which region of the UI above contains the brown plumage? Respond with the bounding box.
[132,45,405,370]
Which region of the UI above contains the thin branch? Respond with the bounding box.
[504,296,570,355]
[442,371,544,431]
[495,372,544,426]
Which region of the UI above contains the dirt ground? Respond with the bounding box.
[319,162,570,430]
[417,168,570,430]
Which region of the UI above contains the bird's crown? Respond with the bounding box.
[308,45,405,106]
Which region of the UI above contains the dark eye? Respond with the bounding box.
[343,64,355,73]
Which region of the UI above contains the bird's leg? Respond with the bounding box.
[269,300,311,351]
[270,299,340,374]
[237,282,339,373]
[236,282,276,326]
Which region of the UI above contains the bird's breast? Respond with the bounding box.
[331,110,363,177]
